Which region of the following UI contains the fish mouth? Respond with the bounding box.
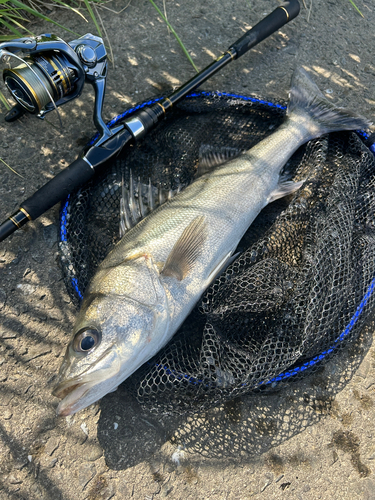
[52,349,121,417]
[52,379,85,399]
[52,378,96,417]
[52,345,121,416]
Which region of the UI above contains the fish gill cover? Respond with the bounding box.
[59,91,375,414]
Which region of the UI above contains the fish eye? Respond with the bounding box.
[73,328,101,353]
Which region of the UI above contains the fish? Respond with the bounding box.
[52,68,370,416]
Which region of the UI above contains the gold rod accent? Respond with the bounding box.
[226,48,236,61]
[278,6,289,21]
[163,97,173,108]
[20,207,32,221]
[9,216,20,229]
[155,102,166,115]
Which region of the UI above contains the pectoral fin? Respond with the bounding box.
[268,179,305,204]
[161,216,207,281]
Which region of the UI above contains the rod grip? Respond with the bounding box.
[21,157,93,220]
[0,157,94,242]
[230,1,300,58]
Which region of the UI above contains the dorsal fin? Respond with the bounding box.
[120,174,131,238]
[197,144,243,177]
[119,173,183,237]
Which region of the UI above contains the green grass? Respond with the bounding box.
[0,0,365,115]
[0,0,108,42]
[0,1,79,40]
[147,0,198,72]
[347,0,364,17]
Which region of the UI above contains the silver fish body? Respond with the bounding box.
[53,68,370,415]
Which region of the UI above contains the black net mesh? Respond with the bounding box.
[59,92,375,414]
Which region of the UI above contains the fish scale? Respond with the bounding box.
[52,68,370,416]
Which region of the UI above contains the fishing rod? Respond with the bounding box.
[0,0,300,242]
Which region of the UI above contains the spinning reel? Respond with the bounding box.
[0,1,301,243]
[0,33,112,145]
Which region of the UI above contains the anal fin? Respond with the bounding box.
[161,216,207,281]
[268,179,305,204]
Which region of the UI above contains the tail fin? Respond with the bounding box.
[287,68,371,139]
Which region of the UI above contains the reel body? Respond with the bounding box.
[0,33,108,136]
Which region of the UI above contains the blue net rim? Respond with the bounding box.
[60,90,375,391]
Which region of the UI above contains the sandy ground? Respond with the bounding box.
[1,0,375,499]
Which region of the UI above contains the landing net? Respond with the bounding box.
[59,91,375,413]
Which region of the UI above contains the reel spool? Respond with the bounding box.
[0,33,109,141]
[3,49,78,115]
